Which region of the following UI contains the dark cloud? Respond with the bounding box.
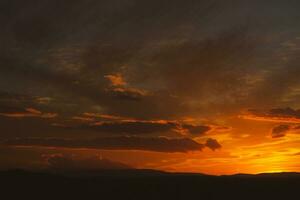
[108,87,149,101]
[0,95,212,138]
[242,107,300,137]
[86,121,177,135]
[0,92,41,113]
[271,125,290,138]
[0,0,275,120]
[181,125,211,135]
[0,112,85,139]
[270,123,300,138]
[3,136,205,153]
[0,0,297,119]
[205,138,222,151]
[245,107,300,123]
[269,108,300,118]
[0,107,57,119]
[250,55,300,107]
[44,154,132,171]
[66,119,211,136]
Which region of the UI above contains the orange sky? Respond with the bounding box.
[2,113,300,175]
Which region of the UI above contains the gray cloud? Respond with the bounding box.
[107,88,149,101]
[3,136,205,153]
[271,125,290,138]
[181,124,211,135]
[270,123,300,138]
[83,121,177,135]
[269,108,300,118]
[205,138,222,151]
[61,119,211,136]
[3,0,298,119]
[247,107,300,123]
[72,121,211,136]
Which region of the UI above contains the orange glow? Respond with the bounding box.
[3,113,300,175]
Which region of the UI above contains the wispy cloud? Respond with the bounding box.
[239,108,300,123]
[0,108,57,119]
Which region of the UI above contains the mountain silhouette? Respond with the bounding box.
[1,169,299,200]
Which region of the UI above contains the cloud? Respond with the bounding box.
[181,124,211,135]
[270,123,300,138]
[105,73,127,87]
[3,136,205,153]
[44,154,132,171]
[83,113,133,121]
[83,121,177,135]
[0,0,299,120]
[249,54,300,106]
[104,73,150,101]
[271,125,291,138]
[205,138,222,151]
[0,107,57,119]
[240,108,300,123]
[0,92,53,111]
[0,0,262,120]
[103,121,210,136]
[269,107,300,118]
[108,87,150,101]
[67,117,212,136]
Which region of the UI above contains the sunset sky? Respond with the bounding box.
[1,0,300,175]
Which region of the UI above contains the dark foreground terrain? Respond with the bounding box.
[1,169,300,200]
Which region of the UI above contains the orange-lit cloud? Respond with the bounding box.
[83,112,132,121]
[104,73,150,100]
[0,108,57,119]
[111,87,149,97]
[104,73,127,87]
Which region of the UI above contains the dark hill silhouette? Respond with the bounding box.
[1,169,300,200]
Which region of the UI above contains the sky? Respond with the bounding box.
[0,0,300,175]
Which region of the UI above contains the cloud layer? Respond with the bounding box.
[3,137,205,153]
[3,136,221,152]
[241,108,300,123]
[45,154,132,171]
